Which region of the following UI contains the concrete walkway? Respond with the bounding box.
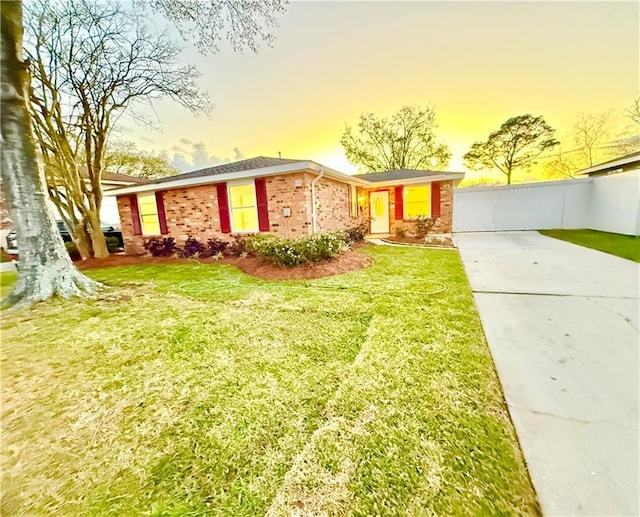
[456,231,639,516]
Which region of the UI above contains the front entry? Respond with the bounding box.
[370,191,390,233]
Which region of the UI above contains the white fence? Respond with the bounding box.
[453,170,640,236]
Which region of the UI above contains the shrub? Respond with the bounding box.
[65,241,81,261]
[143,237,177,257]
[249,231,349,267]
[0,248,10,263]
[207,237,228,255]
[415,216,435,239]
[105,236,120,253]
[345,223,368,242]
[183,236,206,258]
[227,236,252,257]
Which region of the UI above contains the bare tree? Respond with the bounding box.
[148,0,288,54]
[340,106,451,173]
[542,144,580,179]
[626,97,640,127]
[26,0,210,259]
[1,0,98,307]
[3,0,286,305]
[573,111,615,166]
[463,114,558,185]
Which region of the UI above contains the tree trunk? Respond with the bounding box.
[0,0,99,307]
[87,211,108,259]
[71,219,93,260]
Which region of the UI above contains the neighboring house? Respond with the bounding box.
[0,169,145,250]
[578,150,640,177]
[106,156,464,254]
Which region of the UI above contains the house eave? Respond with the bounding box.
[363,173,465,188]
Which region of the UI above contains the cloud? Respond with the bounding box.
[170,142,245,172]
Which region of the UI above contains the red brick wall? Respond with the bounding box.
[265,172,311,236]
[315,176,365,232]
[391,180,454,235]
[117,184,222,254]
[116,175,455,254]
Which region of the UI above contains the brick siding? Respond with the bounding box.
[116,174,455,254]
[265,173,311,236]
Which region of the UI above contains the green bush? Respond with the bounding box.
[345,223,368,242]
[0,248,11,263]
[227,236,252,257]
[105,236,120,253]
[249,231,350,267]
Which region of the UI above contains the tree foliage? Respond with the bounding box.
[340,106,451,173]
[463,114,558,184]
[106,141,178,179]
[25,0,210,259]
[148,0,288,54]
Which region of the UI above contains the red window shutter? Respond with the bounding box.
[216,183,231,233]
[255,177,270,232]
[155,191,168,234]
[394,186,404,220]
[431,182,441,218]
[129,195,142,235]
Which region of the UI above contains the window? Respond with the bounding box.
[229,182,258,232]
[403,185,431,219]
[138,193,160,235]
[349,185,358,217]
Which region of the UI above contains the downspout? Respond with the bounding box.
[310,169,324,234]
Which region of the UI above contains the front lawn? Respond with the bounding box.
[539,229,640,262]
[1,245,539,515]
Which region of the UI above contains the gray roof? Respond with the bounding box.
[152,156,302,184]
[352,169,447,183]
[577,150,640,175]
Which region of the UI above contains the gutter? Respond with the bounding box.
[310,169,324,233]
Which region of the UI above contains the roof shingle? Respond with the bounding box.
[151,156,302,184]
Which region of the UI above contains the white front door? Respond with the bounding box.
[370,191,390,233]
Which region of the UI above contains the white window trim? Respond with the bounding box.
[403,185,431,220]
[227,179,259,233]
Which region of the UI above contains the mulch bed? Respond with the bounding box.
[383,235,456,248]
[74,248,373,281]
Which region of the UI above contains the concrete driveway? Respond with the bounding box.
[456,231,639,516]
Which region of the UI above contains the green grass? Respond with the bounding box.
[1,245,539,515]
[539,229,640,262]
[1,270,17,299]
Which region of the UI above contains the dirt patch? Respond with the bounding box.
[75,248,372,281]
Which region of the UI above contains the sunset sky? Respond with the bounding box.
[122,1,639,179]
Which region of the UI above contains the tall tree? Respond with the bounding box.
[3,0,286,305]
[26,0,210,259]
[340,106,451,173]
[463,114,558,185]
[0,0,98,307]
